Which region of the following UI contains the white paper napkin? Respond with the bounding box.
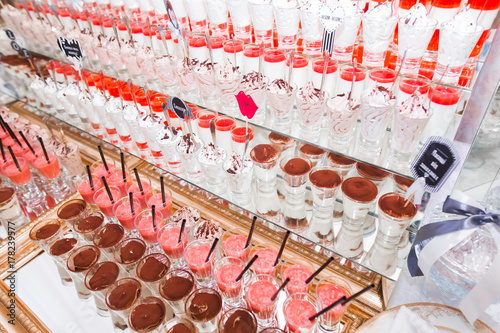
[388,306,440,333]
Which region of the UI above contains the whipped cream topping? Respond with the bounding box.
[177,58,199,73]
[297,82,324,104]
[241,71,265,90]
[138,114,162,128]
[122,104,140,121]
[194,59,217,74]
[225,152,252,174]
[193,219,222,241]
[64,83,80,96]
[248,0,272,3]
[327,93,360,112]
[361,86,396,108]
[443,6,478,33]
[334,0,361,16]
[92,91,107,106]
[403,3,430,26]
[177,133,202,154]
[365,2,393,21]
[157,125,180,143]
[199,143,226,163]
[216,60,241,81]
[171,206,201,225]
[267,79,294,94]
[397,91,430,119]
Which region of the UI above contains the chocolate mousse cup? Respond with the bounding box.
[128,296,167,333]
[84,261,121,317]
[114,238,148,275]
[280,155,312,236]
[327,153,357,222]
[250,144,282,223]
[106,278,143,332]
[334,177,378,259]
[74,212,105,242]
[218,307,258,333]
[57,199,88,230]
[93,223,125,261]
[29,219,63,251]
[67,245,101,299]
[164,317,198,333]
[307,167,342,247]
[0,187,28,230]
[159,269,195,315]
[185,288,223,332]
[48,235,79,286]
[364,192,417,276]
[136,253,171,296]
[355,163,390,236]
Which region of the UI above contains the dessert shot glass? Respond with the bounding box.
[74,212,106,243]
[223,154,254,207]
[84,261,121,317]
[159,269,196,315]
[114,238,148,276]
[326,94,361,154]
[283,292,318,333]
[281,257,315,295]
[93,223,126,261]
[315,276,352,333]
[67,245,101,300]
[296,86,328,142]
[231,126,255,157]
[221,227,251,261]
[106,278,143,332]
[397,75,430,104]
[29,219,63,251]
[336,65,367,102]
[126,176,152,209]
[113,196,142,233]
[136,253,171,296]
[185,288,223,332]
[214,116,236,155]
[214,257,249,308]
[128,296,167,333]
[94,186,121,221]
[248,0,274,46]
[57,198,88,229]
[245,274,280,328]
[250,245,280,276]
[77,175,103,206]
[146,189,173,221]
[157,223,188,268]
[218,307,258,333]
[48,234,79,286]
[134,208,165,250]
[184,239,217,287]
[267,81,297,132]
[273,0,300,50]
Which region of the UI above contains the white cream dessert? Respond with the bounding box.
[248,0,274,32]
[332,0,363,50]
[360,86,396,142]
[266,79,296,120]
[53,142,85,177]
[272,0,300,37]
[241,71,266,112]
[175,58,199,91]
[155,56,177,86]
[194,60,218,97]
[398,4,437,60]
[362,3,397,63]
[123,104,147,149]
[215,61,241,104]
[0,188,26,228]
[121,41,141,75]
[156,126,184,174]
[177,133,202,155]
[198,143,227,184]
[224,152,253,202]
[136,46,156,79]
[193,219,222,241]
[296,82,326,127]
[438,7,483,68]
[393,91,432,153]
[327,93,361,137]
[204,0,228,26]
[138,114,163,154]
[298,0,322,44]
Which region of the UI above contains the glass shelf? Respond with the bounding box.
[0,88,420,281]
[16,44,474,179]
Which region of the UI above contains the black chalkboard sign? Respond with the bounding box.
[411,136,459,192]
[169,97,193,119]
[57,37,83,60]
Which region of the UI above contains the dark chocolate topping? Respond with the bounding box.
[94,224,124,248]
[168,323,193,333]
[77,215,104,233]
[188,292,222,321]
[270,78,292,92]
[251,144,279,163]
[130,303,165,331]
[341,177,378,202]
[71,248,98,272]
[299,144,325,156]
[161,276,194,301]
[379,195,417,218]
[356,163,390,180]
[224,310,257,333]
[50,238,77,256]
[108,281,141,310]
[58,201,86,219]
[327,152,356,166]
[268,132,293,144]
[283,158,311,176]
[138,257,168,282]
[309,169,341,188]
[120,239,146,263]
[0,187,14,204]
[35,223,60,240]
[88,262,120,291]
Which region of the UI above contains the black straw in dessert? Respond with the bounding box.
[97,145,109,172]
[341,284,375,305]
[129,192,135,214]
[152,205,156,229]
[305,257,335,284]
[19,131,36,156]
[120,152,126,183]
[160,176,165,205]
[0,139,6,162]
[205,237,219,263]
[245,216,257,248]
[1,116,23,148]
[178,218,186,243]
[308,296,347,321]
[274,230,291,267]
[101,176,114,204]
[7,146,21,172]
[236,254,258,282]
[271,277,290,301]
[133,168,144,194]
[38,137,51,164]
[86,165,94,190]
